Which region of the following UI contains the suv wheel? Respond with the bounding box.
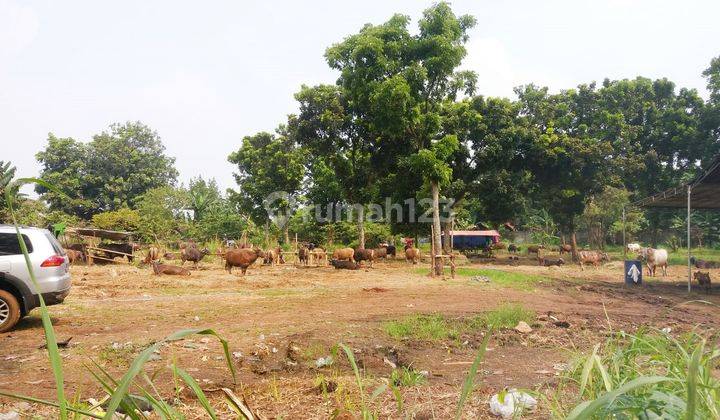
[0,290,21,333]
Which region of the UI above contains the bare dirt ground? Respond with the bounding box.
[1,256,719,419]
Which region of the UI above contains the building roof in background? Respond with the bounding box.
[634,155,720,209]
[449,230,501,237]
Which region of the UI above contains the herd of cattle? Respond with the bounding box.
[61,240,424,276]
[59,238,715,291]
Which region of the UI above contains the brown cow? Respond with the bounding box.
[262,249,277,265]
[694,271,711,293]
[373,247,388,259]
[312,247,326,265]
[354,248,375,268]
[332,247,355,262]
[144,246,161,264]
[578,251,609,270]
[690,257,719,269]
[64,249,83,265]
[539,257,565,267]
[527,245,545,256]
[181,247,210,268]
[225,248,263,275]
[275,247,285,264]
[298,247,310,265]
[163,252,179,260]
[558,244,572,255]
[330,259,360,270]
[405,247,421,264]
[152,261,191,276]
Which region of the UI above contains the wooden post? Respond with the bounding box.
[450,253,456,279]
[429,225,436,277]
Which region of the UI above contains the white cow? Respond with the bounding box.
[626,243,642,253]
[637,247,668,276]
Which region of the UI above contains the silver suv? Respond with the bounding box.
[0,225,71,332]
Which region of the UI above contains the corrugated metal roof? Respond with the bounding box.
[634,155,720,209]
[449,230,500,237]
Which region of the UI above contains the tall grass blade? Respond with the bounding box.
[593,354,613,392]
[172,365,217,419]
[103,328,234,418]
[455,329,492,420]
[579,344,599,396]
[0,390,102,419]
[567,376,675,420]
[685,340,704,420]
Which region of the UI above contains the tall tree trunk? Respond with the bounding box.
[431,181,443,275]
[358,206,365,249]
[441,219,452,254]
[571,231,579,262]
[561,233,567,246]
[327,224,334,247]
[283,224,290,245]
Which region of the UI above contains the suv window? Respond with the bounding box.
[44,231,66,255]
[0,233,34,255]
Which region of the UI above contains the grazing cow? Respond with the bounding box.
[354,248,375,268]
[298,247,310,265]
[527,245,545,256]
[539,257,565,267]
[690,256,719,269]
[578,251,610,270]
[694,271,712,293]
[379,243,397,258]
[332,247,355,262]
[405,247,421,264]
[152,262,191,276]
[98,242,135,262]
[225,248,263,275]
[330,259,360,270]
[637,248,668,276]
[144,246,161,264]
[312,247,326,265]
[508,244,520,254]
[373,247,388,259]
[275,247,285,264]
[64,249,84,265]
[626,243,642,253]
[163,252,179,260]
[558,244,572,255]
[262,249,279,265]
[181,247,210,268]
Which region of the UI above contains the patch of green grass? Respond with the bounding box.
[415,267,546,290]
[384,314,459,341]
[390,367,426,387]
[468,303,535,330]
[384,304,534,342]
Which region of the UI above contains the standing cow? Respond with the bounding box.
[225,248,263,275]
[637,248,668,276]
[578,251,610,270]
[181,247,210,268]
[405,245,421,264]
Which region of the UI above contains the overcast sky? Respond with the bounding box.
[2,0,718,195]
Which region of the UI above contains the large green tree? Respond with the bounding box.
[35,122,178,218]
[292,84,375,247]
[228,129,305,244]
[325,2,476,273]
